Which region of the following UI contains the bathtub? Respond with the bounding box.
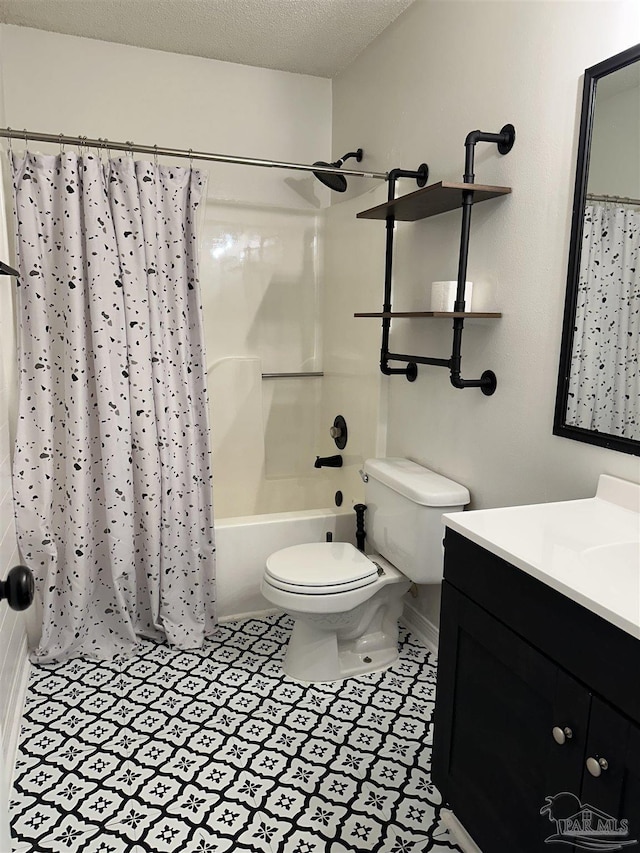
[215,508,356,621]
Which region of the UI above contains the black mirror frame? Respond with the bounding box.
[553,42,640,457]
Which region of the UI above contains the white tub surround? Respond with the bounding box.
[443,474,640,639]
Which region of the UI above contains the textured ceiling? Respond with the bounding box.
[0,0,416,78]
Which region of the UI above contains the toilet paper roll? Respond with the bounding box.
[431,281,473,312]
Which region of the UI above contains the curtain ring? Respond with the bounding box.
[6,127,12,154]
[153,144,159,169]
[59,133,65,155]
[23,128,28,150]
[126,140,134,158]
[188,148,193,170]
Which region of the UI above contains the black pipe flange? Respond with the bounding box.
[498,124,516,155]
[480,370,498,396]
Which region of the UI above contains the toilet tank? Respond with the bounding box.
[363,458,470,583]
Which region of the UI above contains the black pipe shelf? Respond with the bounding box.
[358,124,515,394]
[355,311,502,318]
[357,181,511,222]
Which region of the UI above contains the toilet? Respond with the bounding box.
[261,457,470,682]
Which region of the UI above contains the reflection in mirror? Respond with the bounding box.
[555,43,640,456]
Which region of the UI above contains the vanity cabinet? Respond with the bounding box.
[433,529,640,853]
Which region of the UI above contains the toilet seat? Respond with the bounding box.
[262,544,408,616]
[265,542,379,595]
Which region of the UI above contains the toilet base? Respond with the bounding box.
[284,638,399,683]
[281,582,409,683]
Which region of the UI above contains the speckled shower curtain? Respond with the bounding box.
[566,203,640,439]
[11,151,216,662]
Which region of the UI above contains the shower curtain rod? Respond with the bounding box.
[586,192,640,206]
[0,126,389,181]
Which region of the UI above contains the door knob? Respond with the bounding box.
[552,726,574,745]
[586,756,609,777]
[0,565,35,611]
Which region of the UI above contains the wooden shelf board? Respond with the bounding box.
[356,181,511,221]
[354,311,502,318]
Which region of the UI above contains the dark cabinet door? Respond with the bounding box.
[433,581,590,853]
[580,696,640,846]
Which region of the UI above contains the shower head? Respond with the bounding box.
[312,149,363,192]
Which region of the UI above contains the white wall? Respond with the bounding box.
[332,0,640,624]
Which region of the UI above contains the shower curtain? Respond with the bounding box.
[566,203,640,439]
[10,151,217,662]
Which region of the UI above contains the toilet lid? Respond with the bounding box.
[265,542,379,594]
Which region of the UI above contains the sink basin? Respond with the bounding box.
[581,540,640,575]
[572,542,640,629]
[443,475,640,639]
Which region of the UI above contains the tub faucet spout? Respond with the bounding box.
[314,454,343,468]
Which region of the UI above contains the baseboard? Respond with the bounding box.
[219,607,278,624]
[401,601,439,655]
[441,809,483,853]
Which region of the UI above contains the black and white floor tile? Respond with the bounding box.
[10,614,462,852]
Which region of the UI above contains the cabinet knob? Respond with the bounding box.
[552,726,573,745]
[586,756,609,777]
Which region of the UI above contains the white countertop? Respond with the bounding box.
[443,475,640,640]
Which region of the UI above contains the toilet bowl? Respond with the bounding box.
[262,542,411,682]
[261,458,470,683]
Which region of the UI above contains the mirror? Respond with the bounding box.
[554,43,640,456]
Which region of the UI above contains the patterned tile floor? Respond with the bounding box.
[10,614,462,853]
